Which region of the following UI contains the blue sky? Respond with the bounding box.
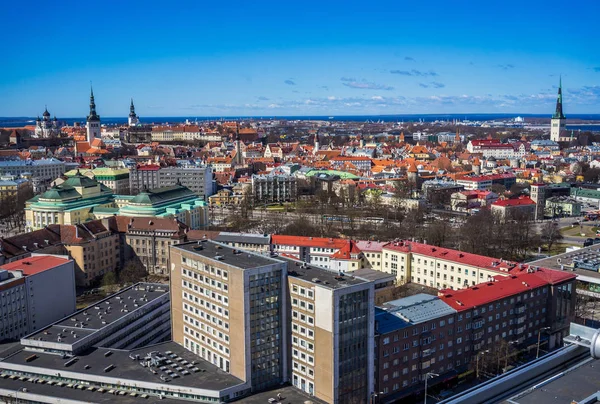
[2,0,599,117]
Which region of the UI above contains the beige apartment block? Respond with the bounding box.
[170,241,288,393]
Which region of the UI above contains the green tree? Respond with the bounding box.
[102,271,119,294]
[120,260,147,284]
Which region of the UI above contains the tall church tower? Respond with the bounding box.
[233,125,242,165]
[128,98,139,126]
[530,182,546,221]
[550,78,566,142]
[86,86,101,143]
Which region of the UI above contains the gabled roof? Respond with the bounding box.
[331,240,361,260]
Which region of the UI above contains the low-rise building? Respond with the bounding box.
[116,216,188,275]
[450,190,498,213]
[251,173,297,203]
[65,167,130,194]
[545,196,582,217]
[375,268,576,403]
[0,175,32,202]
[456,173,516,191]
[271,235,348,267]
[212,232,271,254]
[114,184,209,229]
[0,158,65,180]
[21,282,169,354]
[491,196,536,220]
[25,172,115,231]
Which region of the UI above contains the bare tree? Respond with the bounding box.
[541,221,564,251]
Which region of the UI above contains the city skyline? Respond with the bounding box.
[2,0,600,117]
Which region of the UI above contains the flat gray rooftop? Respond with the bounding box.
[504,357,600,404]
[0,375,187,403]
[215,232,271,245]
[24,283,168,345]
[529,245,600,284]
[382,293,456,324]
[351,267,396,282]
[175,241,278,269]
[233,385,327,404]
[1,341,243,391]
[285,259,369,289]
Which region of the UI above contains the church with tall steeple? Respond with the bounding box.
[86,86,101,143]
[128,98,139,126]
[550,77,567,142]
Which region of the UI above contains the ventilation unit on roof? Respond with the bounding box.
[312,278,320,283]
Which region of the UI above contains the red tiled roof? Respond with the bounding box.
[0,255,71,276]
[492,196,535,207]
[331,240,361,259]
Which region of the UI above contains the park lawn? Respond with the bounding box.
[545,242,580,256]
[560,225,599,238]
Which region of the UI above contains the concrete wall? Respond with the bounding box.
[27,258,76,333]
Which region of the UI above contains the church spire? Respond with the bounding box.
[129,98,136,117]
[87,85,100,122]
[553,76,565,119]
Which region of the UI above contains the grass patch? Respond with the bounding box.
[545,242,580,256]
[560,225,599,238]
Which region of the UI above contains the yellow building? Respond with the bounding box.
[208,189,244,206]
[25,172,115,231]
[381,241,512,290]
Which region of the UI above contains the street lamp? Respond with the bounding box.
[424,372,439,404]
[8,387,25,404]
[498,341,517,374]
[536,327,551,359]
[476,350,490,379]
[370,391,384,404]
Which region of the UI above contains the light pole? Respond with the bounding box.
[503,341,518,372]
[424,372,439,404]
[370,391,383,404]
[476,350,489,379]
[536,327,551,359]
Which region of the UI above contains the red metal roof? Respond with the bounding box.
[384,241,508,271]
[272,235,348,249]
[0,255,70,276]
[439,273,549,311]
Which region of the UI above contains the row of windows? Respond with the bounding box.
[291,310,314,326]
[181,257,228,280]
[184,325,230,356]
[183,302,230,332]
[291,298,314,312]
[290,285,314,299]
[291,322,314,340]
[183,282,229,307]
